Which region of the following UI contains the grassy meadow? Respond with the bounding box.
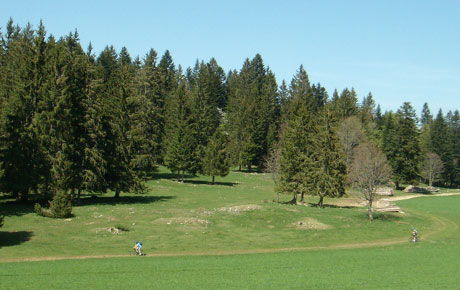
[1,167,459,289]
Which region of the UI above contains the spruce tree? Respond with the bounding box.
[97,46,142,197]
[384,103,421,188]
[163,79,197,181]
[202,126,230,184]
[277,97,319,203]
[314,110,346,206]
[430,110,453,186]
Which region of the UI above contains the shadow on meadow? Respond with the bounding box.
[183,180,238,187]
[147,171,195,180]
[77,195,176,206]
[0,230,33,248]
[0,199,35,217]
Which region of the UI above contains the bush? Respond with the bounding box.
[49,190,72,218]
[34,190,72,218]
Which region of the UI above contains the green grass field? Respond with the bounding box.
[1,167,459,289]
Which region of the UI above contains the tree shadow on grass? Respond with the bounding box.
[78,195,176,206]
[148,171,194,181]
[0,200,35,217]
[308,203,358,209]
[183,180,238,187]
[0,231,33,248]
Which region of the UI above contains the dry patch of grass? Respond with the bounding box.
[217,204,262,214]
[153,217,210,226]
[291,217,332,230]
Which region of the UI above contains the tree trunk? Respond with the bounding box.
[177,170,180,182]
[71,188,76,202]
[368,200,374,221]
[317,195,324,207]
[114,189,120,198]
[238,164,242,171]
[287,194,297,204]
[77,188,82,205]
[300,191,304,202]
[212,176,215,184]
[19,190,28,203]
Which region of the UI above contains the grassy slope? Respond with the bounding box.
[1,196,459,289]
[0,167,431,259]
[1,167,459,289]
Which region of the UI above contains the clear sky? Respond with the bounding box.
[2,0,459,115]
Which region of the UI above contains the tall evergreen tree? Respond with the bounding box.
[384,103,420,188]
[97,46,142,198]
[163,79,197,181]
[314,110,346,206]
[202,125,230,184]
[277,97,318,203]
[430,110,453,186]
[420,102,432,126]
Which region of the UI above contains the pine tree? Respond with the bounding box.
[226,55,278,170]
[163,79,197,181]
[277,97,319,203]
[311,83,328,112]
[430,110,453,186]
[447,110,460,186]
[384,103,420,188]
[420,102,432,126]
[97,46,142,198]
[0,21,44,201]
[128,49,162,174]
[202,126,230,184]
[314,110,346,206]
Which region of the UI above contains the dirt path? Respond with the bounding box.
[388,192,460,202]
[2,192,459,263]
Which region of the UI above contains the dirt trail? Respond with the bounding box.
[2,192,459,263]
[387,192,460,202]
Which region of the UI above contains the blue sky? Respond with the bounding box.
[2,0,459,115]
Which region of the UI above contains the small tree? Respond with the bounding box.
[349,143,392,220]
[421,152,444,187]
[202,127,230,184]
[49,190,73,218]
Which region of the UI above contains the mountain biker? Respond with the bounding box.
[133,241,143,255]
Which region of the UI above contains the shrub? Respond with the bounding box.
[49,190,72,218]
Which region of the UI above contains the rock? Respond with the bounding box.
[374,187,394,196]
[375,199,390,208]
[403,185,431,193]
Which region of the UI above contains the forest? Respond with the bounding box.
[0,19,459,206]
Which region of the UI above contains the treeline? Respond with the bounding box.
[0,20,459,203]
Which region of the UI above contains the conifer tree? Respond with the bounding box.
[420,102,432,126]
[129,49,162,173]
[277,97,319,203]
[202,126,230,184]
[0,21,43,201]
[383,103,420,188]
[163,79,197,181]
[430,110,454,185]
[314,110,346,206]
[97,46,142,197]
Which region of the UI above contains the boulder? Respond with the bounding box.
[374,187,394,196]
[403,185,437,193]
